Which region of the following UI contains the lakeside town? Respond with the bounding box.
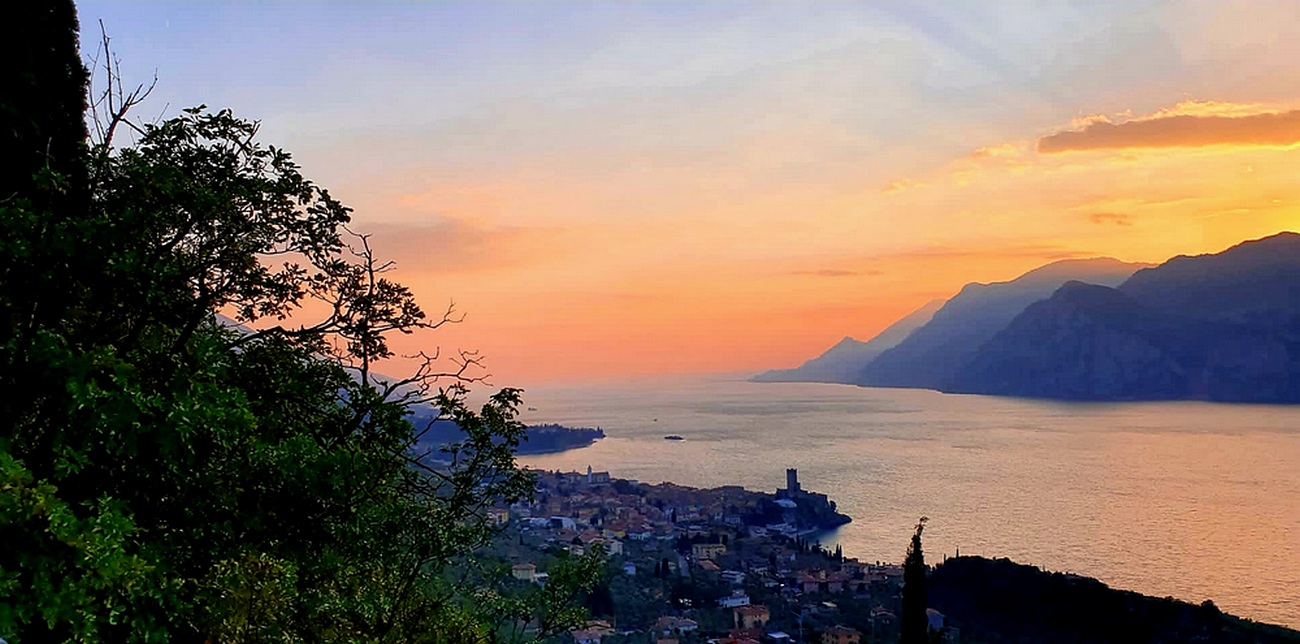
[483,467,954,643]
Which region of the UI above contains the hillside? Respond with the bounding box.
[930,556,1300,644]
[856,257,1148,389]
[948,233,1300,402]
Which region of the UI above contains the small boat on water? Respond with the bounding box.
[663,435,684,441]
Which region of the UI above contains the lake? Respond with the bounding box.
[516,376,1300,629]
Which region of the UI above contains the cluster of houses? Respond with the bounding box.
[483,466,958,642]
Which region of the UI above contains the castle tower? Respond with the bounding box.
[786,468,800,493]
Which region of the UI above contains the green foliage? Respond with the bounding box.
[481,546,607,641]
[0,6,598,642]
[0,453,168,642]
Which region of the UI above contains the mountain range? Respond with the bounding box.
[858,257,1148,390]
[754,232,1300,403]
[751,299,943,383]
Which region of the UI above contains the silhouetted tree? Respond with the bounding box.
[1,7,603,640]
[901,517,929,644]
[2,0,88,203]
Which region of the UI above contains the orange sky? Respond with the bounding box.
[368,98,1300,385]
[83,2,1300,387]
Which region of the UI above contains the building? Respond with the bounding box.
[869,606,897,640]
[572,620,615,644]
[821,625,861,644]
[692,542,727,561]
[591,537,623,556]
[511,563,536,583]
[841,558,864,577]
[718,590,751,608]
[586,465,611,485]
[656,616,698,636]
[786,468,801,493]
[734,604,770,630]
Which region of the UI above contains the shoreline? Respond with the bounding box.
[497,468,1300,636]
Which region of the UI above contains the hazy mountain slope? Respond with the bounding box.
[856,257,1148,389]
[945,282,1193,400]
[752,299,943,383]
[948,232,1300,402]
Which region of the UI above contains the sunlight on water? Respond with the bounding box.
[518,377,1300,629]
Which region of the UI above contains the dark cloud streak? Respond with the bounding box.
[791,269,874,278]
[1088,212,1132,226]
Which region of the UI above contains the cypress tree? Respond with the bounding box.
[901,517,929,644]
[2,0,88,201]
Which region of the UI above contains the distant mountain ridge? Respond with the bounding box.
[751,299,943,383]
[856,257,1150,389]
[948,232,1300,402]
[756,233,1300,402]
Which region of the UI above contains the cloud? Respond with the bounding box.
[1038,109,1300,153]
[1088,212,1133,226]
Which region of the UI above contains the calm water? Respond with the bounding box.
[516,377,1300,629]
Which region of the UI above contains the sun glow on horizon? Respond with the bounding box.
[79,1,1300,386]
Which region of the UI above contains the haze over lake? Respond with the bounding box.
[518,377,1300,629]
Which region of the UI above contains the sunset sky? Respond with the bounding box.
[80,1,1300,386]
